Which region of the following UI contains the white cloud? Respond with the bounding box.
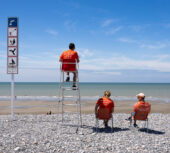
[154,54,170,60]
[46,29,58,36]
[105,26,122,35]
[93,71,121,76]
[64,20,76,31]
[118,37,169,50]
[128,24,149,32]
[101,19,113,27]
[78,49,93,58]
[118,37,137,43]
[1,46,170,82]
[140,43,167,49]
[80,55,170,72]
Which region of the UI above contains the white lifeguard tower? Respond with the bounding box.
[58,61,82,129]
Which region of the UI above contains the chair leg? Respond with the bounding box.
[111,115,113,133]
[96,118,99,132]
[143,120,147,128]
[146,119,149,133]
[130,118,132,127]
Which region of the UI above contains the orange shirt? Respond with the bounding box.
[60,50,79,71]
[60,50,79,61]
[133,101,151,120]
[96,97,114,113]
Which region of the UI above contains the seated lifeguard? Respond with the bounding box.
[59,43,79,87]
[95,91,114,128]
[129,93,151,127]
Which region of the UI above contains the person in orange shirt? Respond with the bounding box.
[126,93,151,127]
[95,91,114,128]
[59,43,79,87]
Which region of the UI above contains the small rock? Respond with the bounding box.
[14,147,20,151]
[46,142,50,148]
[34,141,38,145]
[11,134,15,138]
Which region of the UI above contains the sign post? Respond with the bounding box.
[7,17,19,118]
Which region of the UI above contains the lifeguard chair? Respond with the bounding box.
[58,60,82,129]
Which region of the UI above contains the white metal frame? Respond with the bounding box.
[96,114,114,133]
[58,61,82,128]
[130,113,149,133]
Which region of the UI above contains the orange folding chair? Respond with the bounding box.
[96,108,113,132]
[130,107,150,132]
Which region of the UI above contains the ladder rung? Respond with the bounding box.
[63,104,78,106]
[63,111,76,113]
[63,81,75,82]
[61,87,79,90]
[63,96,75,98]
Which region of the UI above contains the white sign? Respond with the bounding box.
[8,47,18,56]
[7,17,18,74]
[8,37,17,46]
[8,57,18,67]
[8,28,17,36]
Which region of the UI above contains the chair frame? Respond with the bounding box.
[96,114,114,133]
[130,112,149,133]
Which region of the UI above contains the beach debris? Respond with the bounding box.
[47,111,52,115]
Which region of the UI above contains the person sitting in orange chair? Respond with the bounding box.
[59,43,79,87]
[95,90,114,128]
[127,93,151,127]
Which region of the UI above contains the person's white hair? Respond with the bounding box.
[136,93,145,97]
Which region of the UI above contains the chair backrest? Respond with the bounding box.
[61,59,77,72]
[134,104,150,120]
[97,108,111,120]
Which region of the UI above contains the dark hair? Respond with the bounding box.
[69,43,75,50]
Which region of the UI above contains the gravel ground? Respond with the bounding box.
[0,113,169,153]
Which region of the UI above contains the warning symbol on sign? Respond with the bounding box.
[8,57,17,67]
[8,28,17,36]
[8,18,18,27]
[8,38,17,46]
[8,47,17,56]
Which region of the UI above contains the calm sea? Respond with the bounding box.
[0,82,170,103]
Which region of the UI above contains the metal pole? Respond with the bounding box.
[62,71,64,122]
[11,74,14,118]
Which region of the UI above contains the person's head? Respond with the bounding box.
[136,93,145,101]
[104,90,111,98]
[69,43,75,50]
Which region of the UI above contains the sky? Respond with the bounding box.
[0,0,170,82]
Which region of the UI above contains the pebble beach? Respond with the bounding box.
[0,113,169,153]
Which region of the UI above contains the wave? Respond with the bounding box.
[0,96,170,103]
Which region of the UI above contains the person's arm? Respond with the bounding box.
[131,104,137,117]
[59,53,63,62]
[95,104,99,118]
[148,104,151,114]
[75,52,80,63]
[111,101,114,113]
